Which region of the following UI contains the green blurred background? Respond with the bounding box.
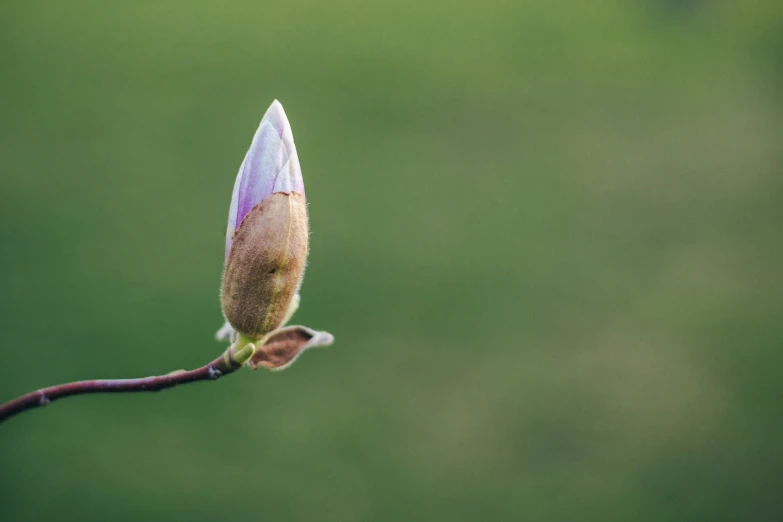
[1,1,782,520]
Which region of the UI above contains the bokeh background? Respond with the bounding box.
[1,1,782,521]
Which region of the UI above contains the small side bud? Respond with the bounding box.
[221,192,308,339]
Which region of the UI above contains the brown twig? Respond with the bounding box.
[0,345,248,424]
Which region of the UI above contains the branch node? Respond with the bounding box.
[208,366,222,380]
[38,393,50,406]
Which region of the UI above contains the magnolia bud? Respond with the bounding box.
[217,100,332,370]
[220,100,308,339]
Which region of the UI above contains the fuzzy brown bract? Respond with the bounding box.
[221,191,308,338]
[247,325,334,370]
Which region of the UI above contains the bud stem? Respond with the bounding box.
[232,334,257,365]
[0,345,249,425]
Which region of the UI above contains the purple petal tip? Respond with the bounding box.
[225,101,305,259]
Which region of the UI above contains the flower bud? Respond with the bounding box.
[220,101,308,339]
[216,100,333,370]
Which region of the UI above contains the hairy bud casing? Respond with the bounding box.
[221,191,308,338]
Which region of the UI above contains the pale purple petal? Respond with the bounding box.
[236,122,284,223]
[225,100,305,258]
[225,158,243,246]
[273,153,304,194]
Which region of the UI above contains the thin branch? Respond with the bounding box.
[0,345,248,424]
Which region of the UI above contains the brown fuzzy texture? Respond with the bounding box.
[248,326,318,370]
[221,192,308,338]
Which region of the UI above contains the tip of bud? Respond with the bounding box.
[266,100,286,132]
[226,100,305,259]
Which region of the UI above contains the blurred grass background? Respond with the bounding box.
[1,1,782,520]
